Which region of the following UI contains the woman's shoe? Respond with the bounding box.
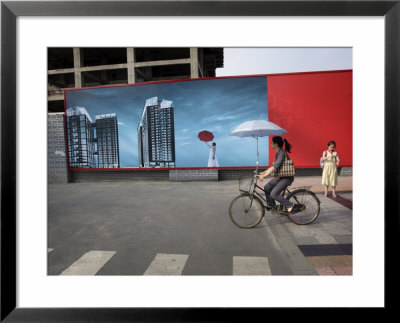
[266,205,277,212]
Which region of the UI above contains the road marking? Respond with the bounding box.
[144,253,189,275]
[233,256,272,275]
[60,251,116,275]
[48,248,54,253]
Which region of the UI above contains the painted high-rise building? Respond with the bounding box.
[95,113,120,168]
[66,107,120,168]
[66,106,96,168]
[138,97,175,168]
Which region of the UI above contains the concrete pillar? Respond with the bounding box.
[127,48,136,84]
[190,48,199,78]
[73,48,82,88]
[197,48,204,77]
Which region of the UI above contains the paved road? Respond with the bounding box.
[48,178,352,276]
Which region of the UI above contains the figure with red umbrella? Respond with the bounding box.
[198,130,219,167]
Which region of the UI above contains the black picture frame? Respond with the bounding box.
[1,0,398,321]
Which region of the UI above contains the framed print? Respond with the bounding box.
[1,0,399,321]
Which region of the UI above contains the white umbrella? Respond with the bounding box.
[230,120,287,170]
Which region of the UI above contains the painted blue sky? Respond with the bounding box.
[65,76,270,168]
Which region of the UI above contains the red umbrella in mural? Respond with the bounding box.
[198,130,214,142]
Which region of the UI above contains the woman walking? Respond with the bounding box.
[259,136,295,214]
[321,140,340,197]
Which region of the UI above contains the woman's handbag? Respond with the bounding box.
[271,152,295,177]
[321,151,337,168]
[320,156,325,168]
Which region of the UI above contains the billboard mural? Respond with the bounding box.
[267,70,352,168]
[64,70,353,170]
[64,76,270,169]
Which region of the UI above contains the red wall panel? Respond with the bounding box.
[267,70,352,167]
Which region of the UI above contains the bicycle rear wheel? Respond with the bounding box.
[229,194,264,228]
[287,189,320,225]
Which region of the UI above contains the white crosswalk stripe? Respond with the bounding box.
[233,256,272,275]
[144,253,189,275]
[60,250,116,275]
[53,249,272,275]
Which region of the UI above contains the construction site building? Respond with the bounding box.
[48,48,224,183]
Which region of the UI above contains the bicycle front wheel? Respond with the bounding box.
[287,189,320,225]
[229,194,264,228]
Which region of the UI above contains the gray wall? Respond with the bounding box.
[67,167,351,183]
[218,167,351,181]
[48,114,69,184]
[69,170,169,182]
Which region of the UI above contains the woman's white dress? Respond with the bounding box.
[322,151,338,186]
[208,146,219,167]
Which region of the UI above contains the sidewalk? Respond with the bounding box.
[289,175,352,193]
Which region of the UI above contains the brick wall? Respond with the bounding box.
[67,167,351,183]
[219,167,351,180]
[48,114,70,184]
[69,170,169,182]
[218,169,256,181]
[169,169,218,181]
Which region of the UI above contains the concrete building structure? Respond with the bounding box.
[48,48,224,183]
[48,48,223,113]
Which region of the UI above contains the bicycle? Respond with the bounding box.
[228,173,321,228]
